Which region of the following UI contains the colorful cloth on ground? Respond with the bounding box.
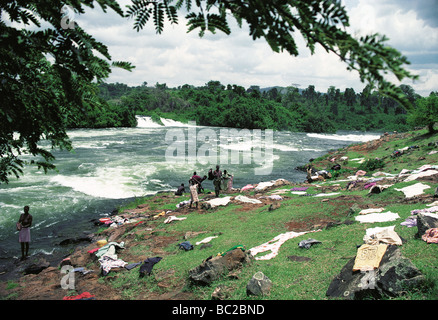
[422,228,438,244]
[63,292,96,300]
[95,241,124,258]
[178,241,194,251]
[219,245,246,256]
[98,256,127,276]
[411,206,438,215]
[241,184,254,191]
[249,230,321,260]
[401,216,417,227]
[353,244,388,272]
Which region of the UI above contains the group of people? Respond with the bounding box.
[174,165,234,208]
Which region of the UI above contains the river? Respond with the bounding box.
[0,116,381,266]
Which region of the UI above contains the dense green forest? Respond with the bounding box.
[88,80,432,133]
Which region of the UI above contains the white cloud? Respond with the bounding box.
[77,1,437,96]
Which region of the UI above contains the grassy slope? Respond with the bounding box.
[108,129,438,300]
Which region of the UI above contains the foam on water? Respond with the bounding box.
[306,132,380,142]
[136,116,195,128]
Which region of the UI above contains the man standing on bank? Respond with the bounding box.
[18,205,33,261]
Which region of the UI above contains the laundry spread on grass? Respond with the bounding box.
[205,196,232,208]
[164,215,187,224]
[195,236,218,246]
[363,226,403,246]
[249,229,321,260]
[234,195,262,204]
[355,211,400,223]
[422,228,438,244]
[395,182,431,198]
[359,208,385,215]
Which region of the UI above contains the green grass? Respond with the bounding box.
[104,129,438,300]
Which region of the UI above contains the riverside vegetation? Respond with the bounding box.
[94,81,436,134]
[1,127,437,300]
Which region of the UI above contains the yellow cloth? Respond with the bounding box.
[353,244,388,272]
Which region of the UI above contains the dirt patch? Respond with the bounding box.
[285,217,338,232]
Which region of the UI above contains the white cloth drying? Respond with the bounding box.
[395,183,431,198]
[355,211,400,223]
[249,229,321,260]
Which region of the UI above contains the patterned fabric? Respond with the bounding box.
[422,228,438,244]
[99,256,127,275]
[353,244,388,272]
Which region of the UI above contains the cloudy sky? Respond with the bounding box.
[48,1,438,96]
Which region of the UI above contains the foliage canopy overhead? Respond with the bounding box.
[0,0,419,183]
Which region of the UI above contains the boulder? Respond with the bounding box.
[24,258,50,275]
[246,272,272,296]
[59,234,93,246]
[326,246,425,299]
[416,213,438,238]
[188,248,253,286]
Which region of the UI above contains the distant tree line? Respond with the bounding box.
[96,80,436,133]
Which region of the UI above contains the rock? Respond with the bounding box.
[24,258,50,275]
[188,248,253,286]
[416,213,438,238]
[59,235,93,246]
[268,203,281,211]
[69,245,96,267]
[348,204,360,216]
[211,285,228,300]
[246,272,272,296]
[326,246,425,299]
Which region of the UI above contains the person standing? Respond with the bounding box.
[189,179,199,208]
[221,170,233,193]
[18,205,33,261]
[213,165,222,197]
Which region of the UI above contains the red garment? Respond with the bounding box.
[63,292,95,300]
[134,220,145,227]
[87,247,99,254]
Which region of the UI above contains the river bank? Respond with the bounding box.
[1,128,437,300]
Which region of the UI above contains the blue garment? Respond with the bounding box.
[139,257,162,277]
[178,241,194,251]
